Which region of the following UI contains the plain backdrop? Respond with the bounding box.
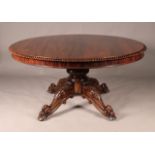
[0,22,155,131]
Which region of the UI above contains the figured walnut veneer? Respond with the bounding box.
[9,35,146,121]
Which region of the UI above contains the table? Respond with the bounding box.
[9,35,146,121]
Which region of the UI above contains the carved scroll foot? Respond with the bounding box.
[103,105,116,120]
[99,83,109,94]
[48,83,57,93]
[38,105,52,121]
[82,86,116,120]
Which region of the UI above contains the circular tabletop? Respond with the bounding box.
[9,35,146,69]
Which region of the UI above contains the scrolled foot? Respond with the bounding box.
[104,105,116,120]
[82,86,116,121]
[99,83,109,94]
[48,83,57,93]
[38,105,51,121]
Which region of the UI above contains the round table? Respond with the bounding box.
[9,35,147,121]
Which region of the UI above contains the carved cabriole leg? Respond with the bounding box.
[38,81,74,121]
[48,78,69,94]
[82,86,116,120]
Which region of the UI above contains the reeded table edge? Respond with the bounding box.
[11,51,145,69]
[9,44,146,62]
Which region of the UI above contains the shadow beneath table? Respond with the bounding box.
[50,104,100,118]
[47,102,124,121]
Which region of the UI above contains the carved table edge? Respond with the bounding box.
[10,51,145,69]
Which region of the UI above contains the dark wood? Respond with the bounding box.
[38,69,115,121]
[9,35,146,69]
[8,35,147,121]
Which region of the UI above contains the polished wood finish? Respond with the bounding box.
[11,52,144,69]
[9,35,146,69]
[9,35,147,121]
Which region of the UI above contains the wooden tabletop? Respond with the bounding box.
[9,35,146,69]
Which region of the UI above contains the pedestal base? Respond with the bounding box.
[38,69,116,121]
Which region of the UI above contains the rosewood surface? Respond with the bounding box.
[9,35,146,69]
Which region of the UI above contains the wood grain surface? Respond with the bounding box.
[9,35,146,69]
